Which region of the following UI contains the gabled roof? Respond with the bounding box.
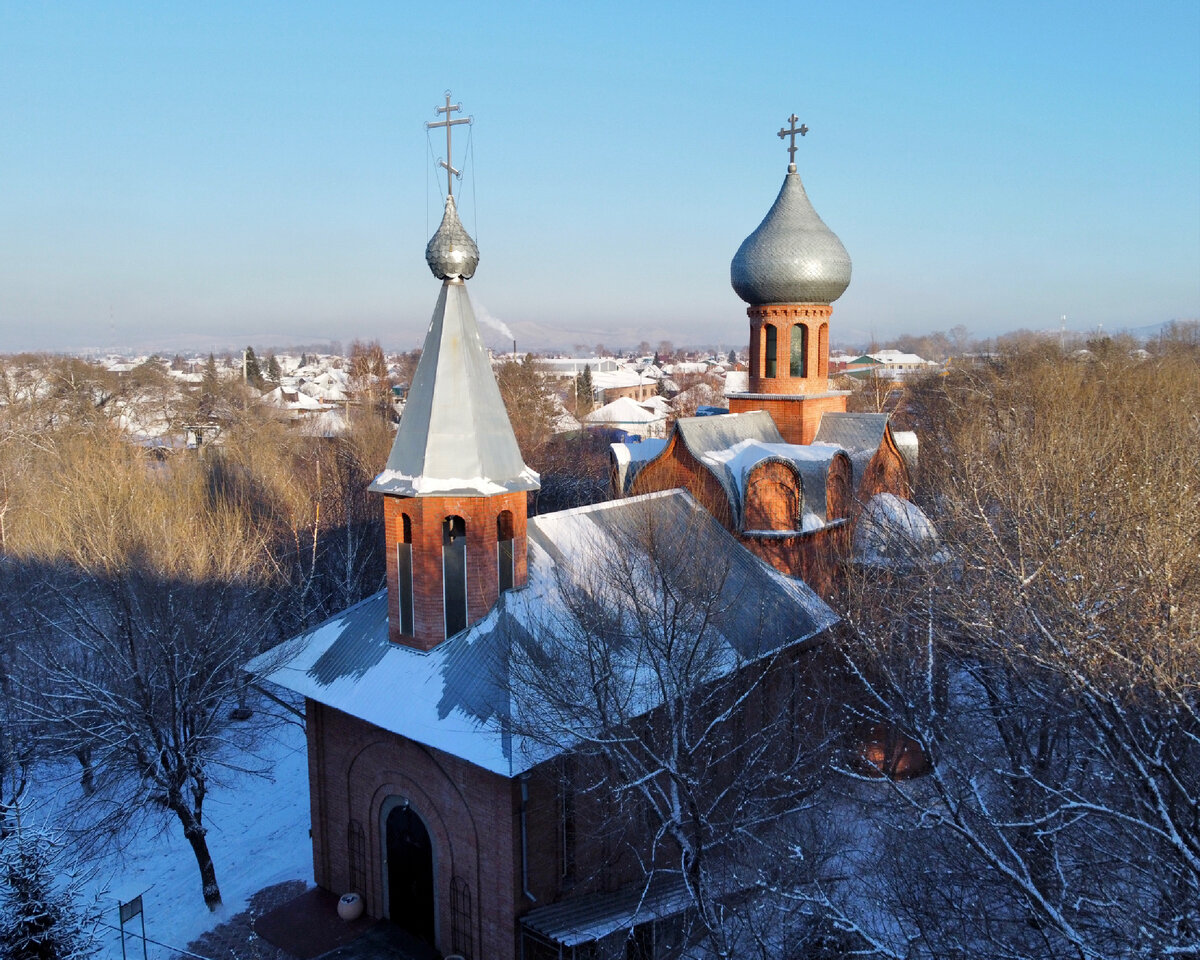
[246,490,837,778]
[813,411,891,486]
[673,411,846,531]
[369,280,539,497]
[676,409,783,457]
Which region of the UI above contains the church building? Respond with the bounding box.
[249,106,916,959]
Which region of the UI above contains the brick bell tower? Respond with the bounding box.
[727,115,852,444]
[369,97,539,651]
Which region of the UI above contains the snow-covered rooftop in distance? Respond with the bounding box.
[585,395,666,426]
[247,490,837,777]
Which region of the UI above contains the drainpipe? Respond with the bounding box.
[519,773,536,902]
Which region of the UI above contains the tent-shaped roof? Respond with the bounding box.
[369,280,539,497]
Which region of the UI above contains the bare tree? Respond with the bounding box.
[509,497,849,958]
[837,348,1200,958]
[7,430,286,910]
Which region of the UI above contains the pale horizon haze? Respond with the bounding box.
[1,1,1198,355]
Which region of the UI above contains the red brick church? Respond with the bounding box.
[250,108,917,960]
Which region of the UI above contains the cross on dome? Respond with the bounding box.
[778,114,809,171]
[427,91,472,197]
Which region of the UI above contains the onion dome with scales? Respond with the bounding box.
[731,116,851,306]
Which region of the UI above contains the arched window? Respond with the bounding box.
[443,515,467,637]
[790,323,808,378]
[497,510,515,593]
[744,462,801,532]
[764,324,777,378]
[397,513,414,635]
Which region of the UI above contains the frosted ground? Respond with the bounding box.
[30,717,312,960]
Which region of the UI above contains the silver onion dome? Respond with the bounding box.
[731,170,851,305]
[425,194,479,280]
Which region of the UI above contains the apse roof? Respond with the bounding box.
[673,411,846,531]
[246,490,837,778]
[369,280,539,497]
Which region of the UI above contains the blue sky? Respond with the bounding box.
[1,1,1197,354]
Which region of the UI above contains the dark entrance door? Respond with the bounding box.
[386,804,435,944]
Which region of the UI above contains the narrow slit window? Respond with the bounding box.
[443,515,468,637]
[765,324,777,378]
[397,513,414,635]
[497,511,515,593]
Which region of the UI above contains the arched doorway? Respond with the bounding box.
[383,800,435,944]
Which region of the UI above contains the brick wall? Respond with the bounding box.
[727,393,847,445]
[743,460,801,531]
[856,429,912,507]
[383,491,528,651]
[306,702,656,960]
[307,701,521,958]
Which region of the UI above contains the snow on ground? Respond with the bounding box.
[28,718,312,959]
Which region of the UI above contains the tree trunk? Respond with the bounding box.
[171,802,222,910]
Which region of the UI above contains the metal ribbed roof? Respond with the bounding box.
[369,280,539,497]
[522,873,693,946]
[246,490,837,777]
[813,411,889,452]
[730,170,851,305]
[813,412,891,489]
[676,410,784,458]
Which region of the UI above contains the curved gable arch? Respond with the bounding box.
[743,458,803,532]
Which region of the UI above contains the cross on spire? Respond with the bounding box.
[778,114,808,171]
[427,91,473,197]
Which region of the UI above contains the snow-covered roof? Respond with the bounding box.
[852,493,945,569]
[723,370,749,396]
[609,437,669,495]
[590,369,655,392]
[637,395,671,415]
[247,490,837,777]
[584,395,666,427]
[869,350,933,366]
[670,411,848,532]
[891,429,919,479]
[369,280,539,498]
[701,438,847,532]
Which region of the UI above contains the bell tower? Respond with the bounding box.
[369,94,539,652]
[728,115,851,444]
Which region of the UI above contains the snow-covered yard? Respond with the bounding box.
[26,718,312,959]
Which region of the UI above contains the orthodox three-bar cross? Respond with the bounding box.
[427,91,472,197]
[778,114,809,169]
